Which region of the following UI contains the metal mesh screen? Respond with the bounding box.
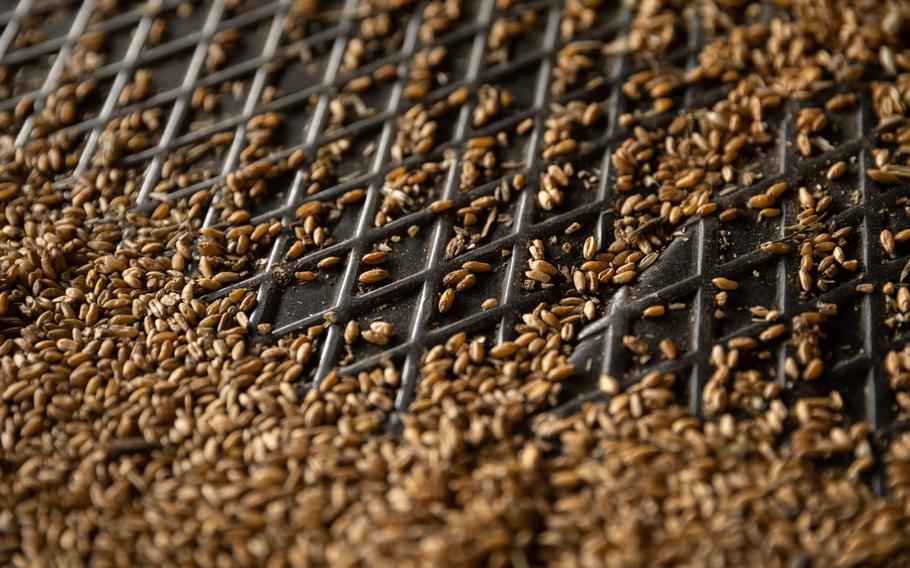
[2,0,909,445]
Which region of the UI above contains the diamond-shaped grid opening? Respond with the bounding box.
[626,222,698,296]
[201,15,275,75]
[400,90,467,154]
[469,59,542,131]
[1,54,53,99]
[268,38,337,97]
[714,264,781,339]
[137,44,200,94]
[555,213,603,253]
[90,0,148,22]
[477,115,535,168]
[266,94,320,150]
[618,58,692,120]
[788,357,870,427]
[157,127,235,191]
[821,292,867,368]
[480,183,527,244]
[795,211,864,299]
[444,176,526,248]
[436,313,505,353]
[271,214,346,274]
[709,342,782,420]
[418,318,503,374]
[346,287,422,359]
[624,294,697,375]
[231,225,284,280]
[102,152,157,197]
[627,23,690,71]
[790,96,863,162]
[447,139,526,220]
[345,70,399,116]
[87,18,142,67]
[144,6,210,48]
[551,68,615,110]
[33,128,105,182]
[579,344,693,413]
[270,260,345,332]
[287,185,365,243]
[171,104,237,148]
[509,228,585,295]
[186,70,256,129]
[719,105,787,184]
[68,75,116,125]
[717,199,783,263]
[246,167,297,219]
[484,2,550,68]
[562,346,610,400]
[354,219,436,297]
[280,4,347,45]
[542,215,601,271]
[14,74,111,151]
[429,251,510,329]
[677,79,735,115]
[207,186,285,253]
[12,2,81,51]
[803,153,863,211]
[223,0,271,18]
[550,22,624,98]
[531,149,605,226]
[88,99,169,163]
[416,0,483,46]
[560,92,612,145]
[339,10,413,75]
[407,32,473,101]
[318,120,385,185]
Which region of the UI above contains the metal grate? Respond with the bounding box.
[3,0,909,448]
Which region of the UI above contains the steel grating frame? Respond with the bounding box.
[2,0,910,461]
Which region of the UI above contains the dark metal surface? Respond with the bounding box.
[2,0,909,439]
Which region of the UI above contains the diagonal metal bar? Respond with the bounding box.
[247,0,366,335]
[0,0,32,59]
[14,0,97,147]
[69,8,157,178]
[200,0,293,232]
[134,0,230,207]
[393,0,508,413]
[304,0,426,382]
